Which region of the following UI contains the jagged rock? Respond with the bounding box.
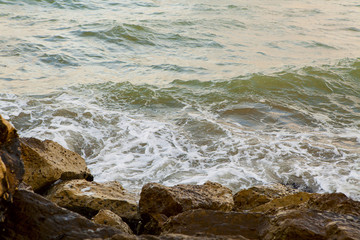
[0,115,24,222]
[306,193,360,216]
[139,181,234,218]
[162,209,266,239]
[251,192,316,213]
[20,137,93,192]
[46,179,138,220]
[0,189,135,240]
[233,183,299,211]
[261,208,360,240]
[92,209,133,234]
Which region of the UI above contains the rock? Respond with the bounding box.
[261,208,360,240]
[233,183,299,211]
[0,115,24,222]
[251,192,316,213]
[162,209,267,239]
[92,209,133,234]
[45,179,138,220]
[0,189,135,240]
[20,137,93,192]
[0,115,18,145]
[139,181,234,218]
[306,193,360,216]
[107,233,237,240]
[140,212,168,235]
[140,234,243,240]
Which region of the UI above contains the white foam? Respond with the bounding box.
[0,91,359,200]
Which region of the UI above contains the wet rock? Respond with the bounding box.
[261,208,360,240]
[0,115,24,222]
[233,183,299,211]
[20,137,93,192]
[106,233,237,240]
[139,181,234,218]
[0,189,134,240]
[251,192,316,213]
[46,179,138,220]
[92,209,133,234]
[306,193,360,216]
[140,212,168,235]
[162,209,267,239]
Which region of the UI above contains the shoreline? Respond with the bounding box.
[1,114,360,239]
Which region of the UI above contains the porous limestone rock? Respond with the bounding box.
[261,208,360,240]
[233,183,299,211]
[108,233,241,240]
[306,193,360,216]
[0,115,24,222]
[162,209,267,239]
[139,212,168,235]
[92,209,133,234]
[139,181,234,217]
[46,179,138,220]
[0,189,133,240]
[250,192,316,213]
[20,137,93,192]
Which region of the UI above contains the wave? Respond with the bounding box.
[1,62,359,199]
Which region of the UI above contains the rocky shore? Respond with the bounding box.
[0,114,359,240]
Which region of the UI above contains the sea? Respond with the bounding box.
[0,0,359,199]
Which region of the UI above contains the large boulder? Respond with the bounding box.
[20,137,93,192]
[233,183,299,211]
[92,209,133,234]
[45,179,138,220]
[306,193,360,216]
[261,208,360,240]
[0,189,135,240]
[162,209,267,239]
[139,181,234,217]
[0,115,24,222]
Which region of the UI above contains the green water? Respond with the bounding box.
[0,0,359,198]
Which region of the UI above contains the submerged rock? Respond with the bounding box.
[20,137,93,192]
[0,115,24,222]
[45,179,138,220]
[0,189,133,240]
[139,181,234,217]
[92,209,133,234]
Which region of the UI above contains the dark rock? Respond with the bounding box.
[139,181,234,218]
[162,209,267,239]
[0,189,134,240]
[306,193,360,216]
[140,213,168,235]
[261,208,360,240]
[20,137,93,192]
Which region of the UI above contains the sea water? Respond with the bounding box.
[0,0,359,199]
